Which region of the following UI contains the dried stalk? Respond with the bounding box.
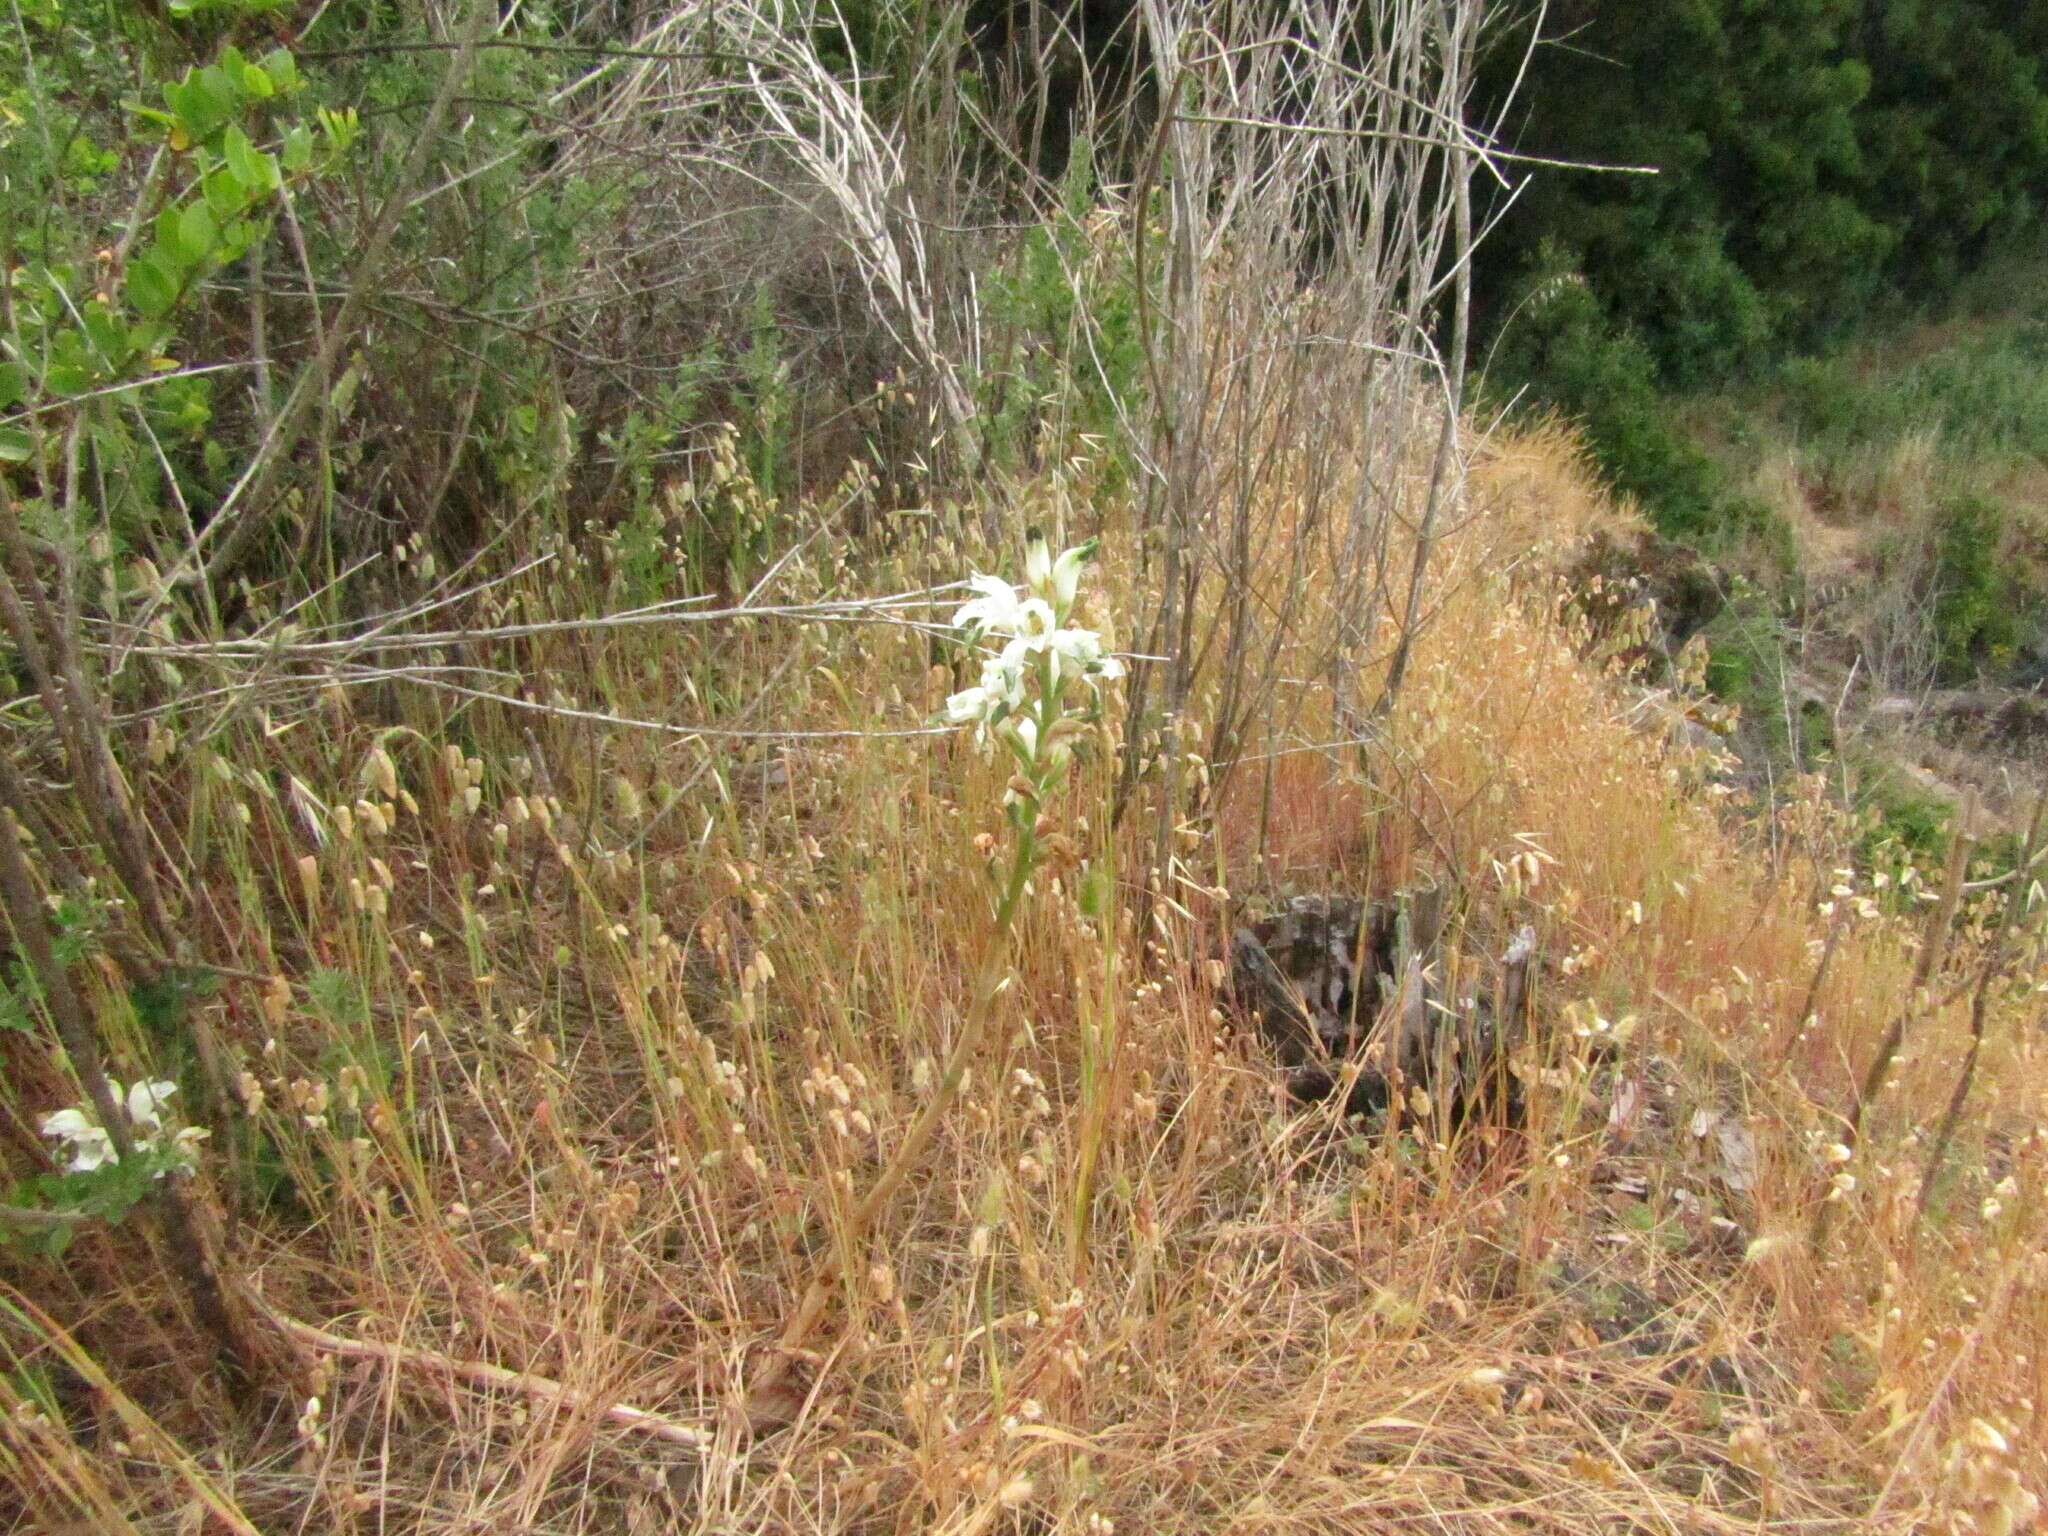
[1112,0,1508,889]
[261,1308,712,1451]
[1814,814,1973,1246]
[1914,793,2046,1231]
[0,511,175,955]
[743,820,1040,1434]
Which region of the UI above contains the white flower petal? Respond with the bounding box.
[944,685,992,724]
[171,1126,211,1167]
[980,653,1026,706]
[64,1130,116,1173]
[1024,536,1052,594]
[1045,628,1105,668]
[953,574,1029,635]
[1049,541,1093,611]
[128,1080,178,1131]
[40,1107,96,1140]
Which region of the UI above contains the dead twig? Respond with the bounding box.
[260,1307,713,1451]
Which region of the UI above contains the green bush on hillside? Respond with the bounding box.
[1488,250,1722,535]
[1930,494,2022,683]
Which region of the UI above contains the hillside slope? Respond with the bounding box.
[6,421,2042,1534]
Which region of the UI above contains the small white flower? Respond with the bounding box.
[953,575,1054,639]
[980,652,1027,708]
[126,1080,178,1133]
[170,1125,211,1165]
[944,684,994,724]
[64,1130,117,1173]
[39,1078,199,1177]
[1001,626,1093,668]
[1023,536,1053,595]
[39,1107,95,1142]
[1046,627,1111,671]
[1047,539,1095,613]
[40,1109,116,1173]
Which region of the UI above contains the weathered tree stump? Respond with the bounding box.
[1229,889,1534,1122]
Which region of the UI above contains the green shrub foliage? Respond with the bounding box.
[1478,1,2048,387]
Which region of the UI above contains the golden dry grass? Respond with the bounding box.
[3,423,2044,1535]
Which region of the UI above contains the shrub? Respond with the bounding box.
[1930,494,2022,682]
[1489,250,1724,536]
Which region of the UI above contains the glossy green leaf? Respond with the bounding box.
[166,65,237,142]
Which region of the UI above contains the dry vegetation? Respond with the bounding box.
[4,4,2047,1532]
[4,413,2045,1533]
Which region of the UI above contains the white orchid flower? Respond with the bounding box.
[38,1078,197,1177]
[1024,535,1053,595]
[170,1125,212,1165]
[953,574,1059,640]
[951,574,1026,633]
[978,653,1028,714]
[62,1130,116,1174]
[944,684,993,724]
[126,1079,178,1133]
[939,539,1121,791]
[40,1108,116,1173]
[1000,626,1121,679]
[1045,627,1109,671]
[950,577,1026,635]
[1047,539,1096,614]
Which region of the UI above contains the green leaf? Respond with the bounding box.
[152,206,184,264]
[166,65,237,143]
[262,48,300,94]
[308,967,368,1029]
[222,126,277,195]
[0,427,29,463]
[177,201,220,266]
[197,63,238,120]
[125,255,182,320]
[240,63,274,100]
[0,361,24,411]
[281,124,313,174]
[80,305,130,367]
[131,964,220,1038]
[203,163,256,219]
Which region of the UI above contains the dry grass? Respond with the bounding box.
[3,422,2045,1535]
